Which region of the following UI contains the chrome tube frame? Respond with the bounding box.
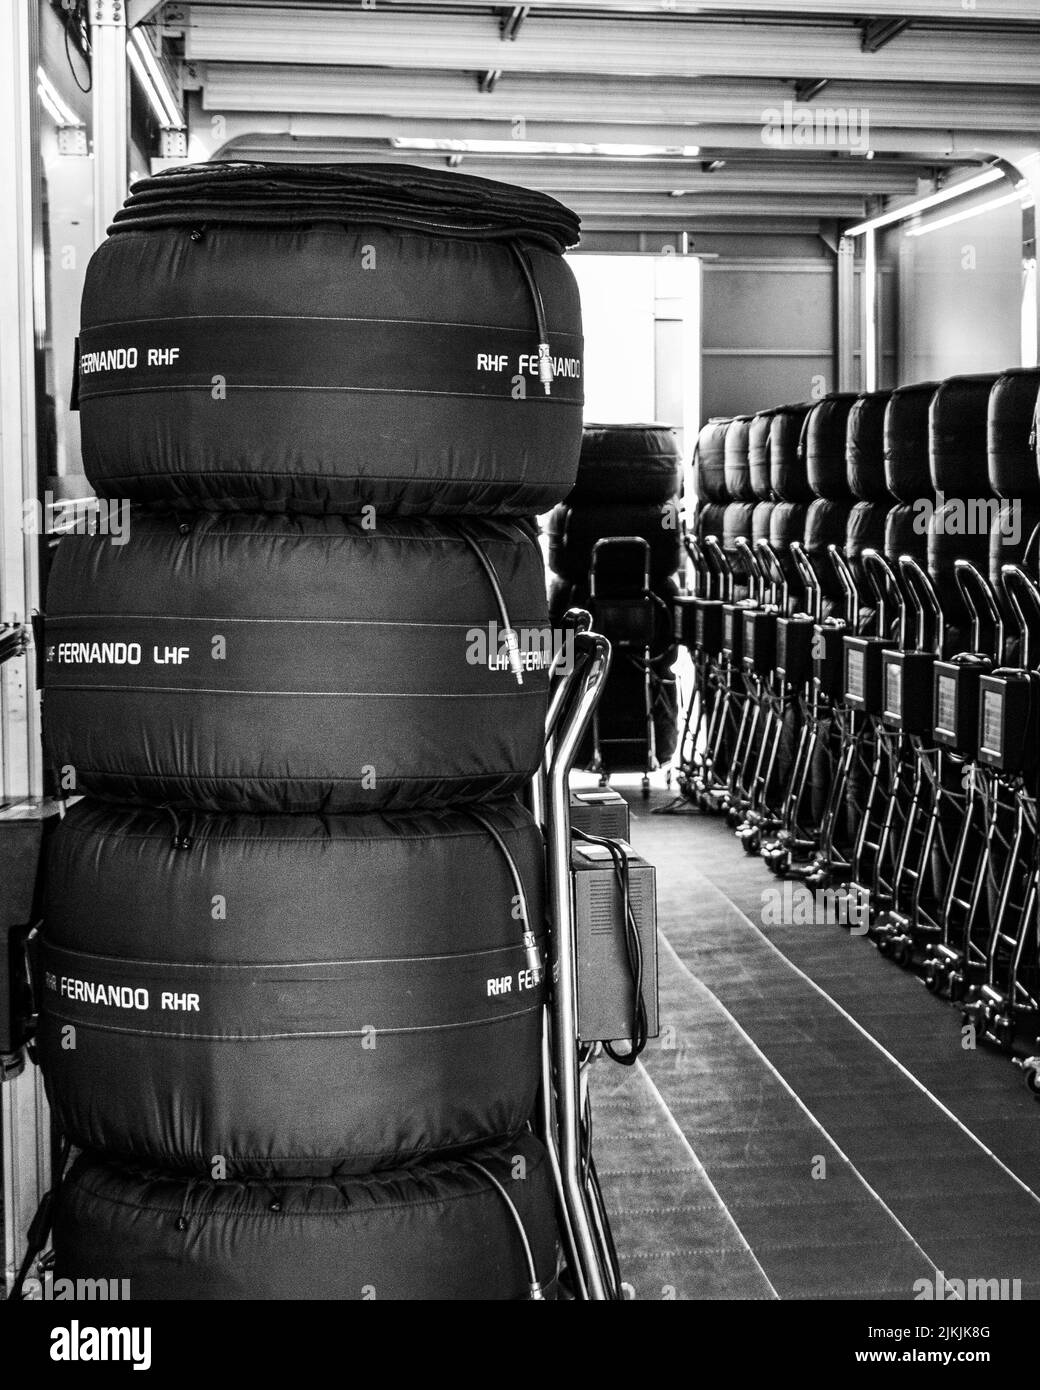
[545,628,614,1300]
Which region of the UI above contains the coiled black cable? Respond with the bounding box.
[572,827,649,1063]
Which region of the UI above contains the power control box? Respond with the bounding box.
[569,788,630,842]
[572,841,659,1045]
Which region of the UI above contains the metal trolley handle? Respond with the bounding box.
[861,548,903,641]
[755,536,789,612]
[789,540,821,622]
[545,628,616,1300]
[1000,564,1040,672]
[898,555,944,656]
[827,544,860,633]
[703,534,733,601]
[954,560,1004,660]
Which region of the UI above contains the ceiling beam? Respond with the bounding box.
[174,0,1040,25]
[195,64,1040,134]
[187,110,995,163]
[200,144,926,197]
[538,192,870,220]
[180,6,1040,86]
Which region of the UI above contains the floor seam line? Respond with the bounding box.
[633,1058,783,1301]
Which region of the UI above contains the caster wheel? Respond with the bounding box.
[891,940,911,968]
[641,776,650,800]
[948,976,966,1004]
[1023,1065,1040,1097]
[739,827,761,855]
[598,774,609,788]
[762,846,786,875]
[923,963,942,994]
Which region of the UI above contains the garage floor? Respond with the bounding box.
[590,784,1040,1301]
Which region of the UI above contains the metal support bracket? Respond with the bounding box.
[794,78,830,104]
[90,0,128,246]
[499,6,530,42]
[860,18,911,53]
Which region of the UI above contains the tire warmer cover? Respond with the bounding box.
[52,1131,558,1301]
[546,501,682,584]
[724,416,756,503]
[42,512,550,813]
[38,797,546,1176]
[569,423,683,506]
[75,161,584,517]
[693,419,730,503]
[884,382,938,502]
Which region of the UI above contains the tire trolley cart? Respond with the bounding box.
[586,536,672,798]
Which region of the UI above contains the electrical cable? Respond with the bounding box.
[571,827,649,1063]
[464,806,544,986]
[509,242,555,395]
[467,1157,546,1300]
[64,0,92,94]
[454,521,525,685]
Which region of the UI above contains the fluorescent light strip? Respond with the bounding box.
[844,167,1004,237]
[129,29,184,129]
[904,189,1027,238]
[36,66,82,127]
[391,137,700,158]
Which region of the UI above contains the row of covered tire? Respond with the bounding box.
[547,424,683,781]
[29,161,588,1298]
[679,367,1040,1091]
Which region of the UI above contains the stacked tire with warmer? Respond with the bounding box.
[38,162,585,1299]
[547,423,683,777]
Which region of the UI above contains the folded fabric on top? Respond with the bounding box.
[109,159,582,251]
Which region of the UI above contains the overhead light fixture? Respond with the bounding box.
[669,189,686,198]
[36,66,82,127]
[844,167,1004,237]
[390,137,700,159]
[128,27,184,129]
[904,189,1027,238]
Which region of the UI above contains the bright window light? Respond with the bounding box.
[904,189,1028,238]
[36,67,82,127]
[129,28,184,129]
[844,168,1004,237]
[390,138,700,159]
